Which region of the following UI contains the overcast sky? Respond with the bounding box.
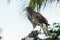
[0,0,60,40]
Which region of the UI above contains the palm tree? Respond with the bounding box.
[28,0,60,12]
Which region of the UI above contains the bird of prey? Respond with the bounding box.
[24,7,50,36]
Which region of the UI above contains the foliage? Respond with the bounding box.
[29,0,60,11]
[0,36,2,39]
[37,23,60,40]
[29,0,44,11]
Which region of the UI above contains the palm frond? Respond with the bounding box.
[29,0,44,11]
[29,0,60,11]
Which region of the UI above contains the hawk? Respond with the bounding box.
[24,7,50,36]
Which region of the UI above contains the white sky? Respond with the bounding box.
[0,0,60,40]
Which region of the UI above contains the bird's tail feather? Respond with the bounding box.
[47,24,50,26]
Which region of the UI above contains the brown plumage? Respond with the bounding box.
[26,7,50,36]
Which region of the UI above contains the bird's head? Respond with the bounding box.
[23,7,33,12]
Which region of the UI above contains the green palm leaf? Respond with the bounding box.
[29,0,60,11]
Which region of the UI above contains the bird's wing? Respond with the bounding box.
[33,12,44,18]
[34,12,50,26]
[34,12,48,22]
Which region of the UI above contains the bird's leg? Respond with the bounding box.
[32,23,36,29]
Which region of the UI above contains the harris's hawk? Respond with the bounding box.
[24,7,50,36]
